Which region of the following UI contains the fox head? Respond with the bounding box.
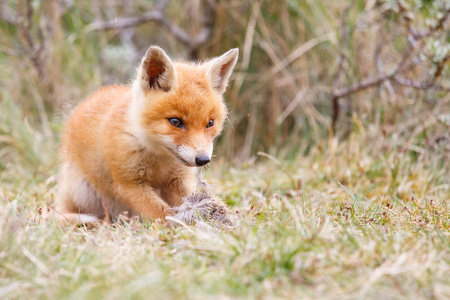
[130,46,239,167]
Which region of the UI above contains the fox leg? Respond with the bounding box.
[52,163,104,225]
[161,179,195,207]
[161,168,198,207]
[114,183,172,220]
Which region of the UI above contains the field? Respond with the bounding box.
[0,1,449,299]
[1,107,449,298]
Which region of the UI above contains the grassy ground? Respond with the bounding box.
[1,1,449,298]
[0,105,449,299]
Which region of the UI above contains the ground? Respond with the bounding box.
[0,117,449,299]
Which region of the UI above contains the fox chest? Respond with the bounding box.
[125,154,197,193]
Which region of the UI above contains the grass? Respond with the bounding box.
[0,102,449,299]
[0,1,449,298]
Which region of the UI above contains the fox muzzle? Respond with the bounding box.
[195,154,210,166]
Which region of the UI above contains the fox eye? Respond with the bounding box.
[206,119,214,128]
[168,118,184,128]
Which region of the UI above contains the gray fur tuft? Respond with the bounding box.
[171,191,233,227]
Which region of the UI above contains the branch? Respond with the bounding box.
[413,8,450,39]
[17,0,46,81]
[331,5,450,130]
[85,0,214,56]
[331,0,356,131]
[334,73,395,98]
[85,10,191,46]
[393,77,450,92]
[333,71,450,99]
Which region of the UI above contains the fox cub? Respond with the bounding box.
[54,46,238,224]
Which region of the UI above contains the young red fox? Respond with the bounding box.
[54,46,238,224]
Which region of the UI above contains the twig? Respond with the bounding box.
[85,0,214,59]
[334,73,395,98]
[331,0,356,131]
[86,10,191,45]
[412,8,450,39]
[427,54,450,88]
[333,72,450,98]
[104,0,139,61]
[331,4,450,130]
[17,0,46,81]
[393,77,450,92]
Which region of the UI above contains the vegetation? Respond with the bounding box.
[0,0,449,299]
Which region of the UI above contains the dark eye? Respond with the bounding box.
[206,119,214,128]
[168,118,184,128]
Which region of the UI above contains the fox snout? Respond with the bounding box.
[131,46,239,169]
[195,154,210,166]
[175,144,213,167]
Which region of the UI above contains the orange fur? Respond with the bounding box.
[54,46,239,224]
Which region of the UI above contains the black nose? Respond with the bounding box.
[195,155,210,166]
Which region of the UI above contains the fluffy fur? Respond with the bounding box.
[53,46,238,225]
[171,191,233,226]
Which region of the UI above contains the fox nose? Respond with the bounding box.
[195,155,210,166]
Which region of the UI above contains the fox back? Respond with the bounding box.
[54,46,238,224]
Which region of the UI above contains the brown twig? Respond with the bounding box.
[393,76,450,92]
[17,0,46,81]
[104,0,139,61]
[331,0,356,132]
[331,3,449,131]
[86,10,191,44]
[333,70,450,98]
[85,0,214,59]
[334,73,395,98]
[412,8,450,39]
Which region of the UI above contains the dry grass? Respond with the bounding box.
[0,1,449,299]
[0,103,448,298]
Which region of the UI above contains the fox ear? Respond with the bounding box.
[206,48,239,94]
[139,46,176,92]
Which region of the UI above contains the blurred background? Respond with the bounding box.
[0,0,448,185]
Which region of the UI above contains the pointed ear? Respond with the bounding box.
[206,48,239,94]
[138,46,176,92]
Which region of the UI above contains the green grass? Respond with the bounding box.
[0,107,448,299]
[0,1,449,298]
